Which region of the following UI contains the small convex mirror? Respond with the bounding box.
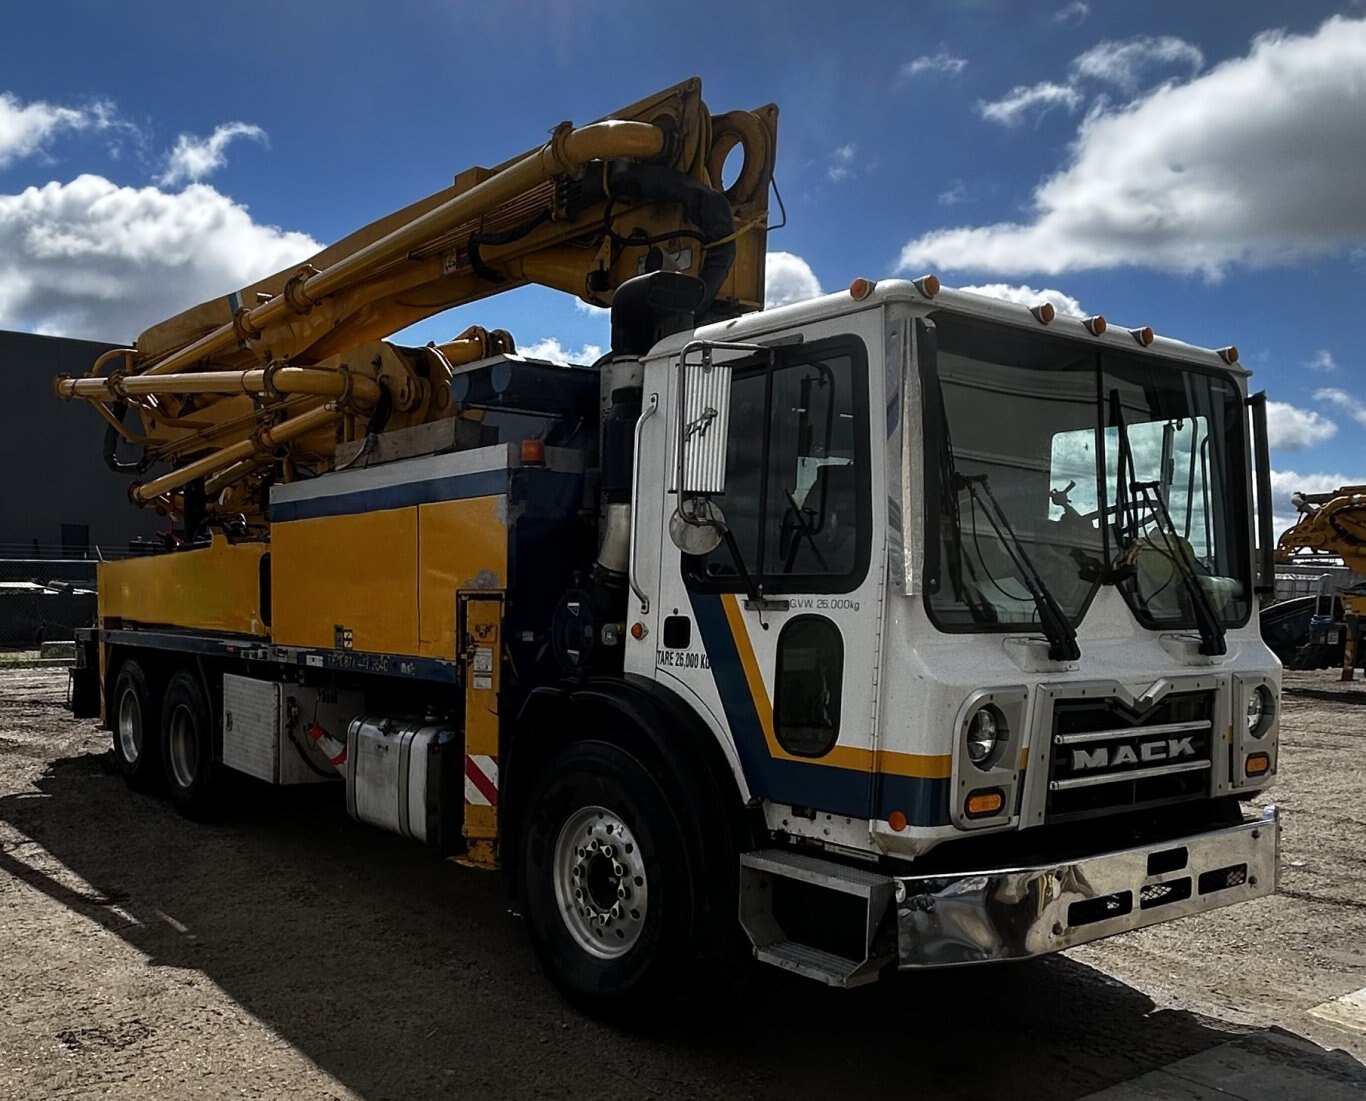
[669,497,728,555]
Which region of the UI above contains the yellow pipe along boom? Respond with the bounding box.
[52,78,777,531]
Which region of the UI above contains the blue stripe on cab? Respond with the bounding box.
[687,591,950,825]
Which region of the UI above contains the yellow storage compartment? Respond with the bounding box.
[98,536,268,637]
[272,507,419,655]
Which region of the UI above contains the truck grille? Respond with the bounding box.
[1046,691,1215,821]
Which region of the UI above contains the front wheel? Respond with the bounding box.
[520,740,694,1013]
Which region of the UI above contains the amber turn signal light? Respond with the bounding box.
[965,789,1005,818]
[1245,753,1271,777]
[887,810,908,832]
[520,439,546,465]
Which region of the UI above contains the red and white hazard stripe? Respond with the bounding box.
[307,723,347,769]
[464,754,499,806]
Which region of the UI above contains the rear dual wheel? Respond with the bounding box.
[111,659,160,790]
[159,670,222,818]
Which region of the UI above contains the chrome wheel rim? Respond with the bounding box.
[116,687,142,764]
[167,704,199,789]
[553,805,648,959]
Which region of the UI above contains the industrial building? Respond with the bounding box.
[1,330,160,645]
[1,329,161,557]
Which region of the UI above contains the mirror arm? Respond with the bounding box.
[1248,390,1275,601]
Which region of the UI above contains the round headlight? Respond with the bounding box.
[1247,685,1273,738]
[966,706,1005,768]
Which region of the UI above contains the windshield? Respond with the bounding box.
[923,312,1251,634]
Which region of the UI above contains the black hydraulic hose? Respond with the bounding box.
[103,401,149,475]
[602,163,737,321]
[467,208,553,283]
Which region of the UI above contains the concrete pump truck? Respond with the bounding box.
[57,79,1283,1010]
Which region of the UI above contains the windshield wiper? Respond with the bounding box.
[1106,388,1226,656]
[1129,480,1228,656]
[956,472,1081,661]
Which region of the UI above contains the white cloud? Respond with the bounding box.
[901,17,1366,278]
[938,180,969,206]
[1053,2,1089,26]
[517,337,603,364]
[573,297,608,316]
[765,251,822,307]
[0,174,320,341]
[158,122,268,187]
[1315,387,1366,425]
[1266,399,1338,449]
[0,93,129,169]
[827,144,857,182]
[978,81,1082,127]
[900,51,968,81]
[1072,36,1204,94]
[1305,349,1338,372]
[955,282,1086,317]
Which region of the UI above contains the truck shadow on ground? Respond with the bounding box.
[2,750,1361,1101]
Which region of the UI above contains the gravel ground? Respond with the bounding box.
[1,666,1363,1100]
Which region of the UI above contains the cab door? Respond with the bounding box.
[634,321,887,820]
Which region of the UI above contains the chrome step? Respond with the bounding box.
[739,848,895,989]
[754,940,881,988]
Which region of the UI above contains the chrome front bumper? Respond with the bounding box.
[896,805,1280,968]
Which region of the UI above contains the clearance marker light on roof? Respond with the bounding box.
[849,277,875,301]
[1030,302,1056,325]
[1130,326,1155,346]
[912,274,941,297]
[1218,346,1240,365]
[1084,315,1107,336]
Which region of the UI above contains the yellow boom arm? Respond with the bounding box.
[54,78,777,524]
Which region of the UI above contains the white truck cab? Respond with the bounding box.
[626,277,1279,984]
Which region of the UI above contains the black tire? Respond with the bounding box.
[110,659,161,791]
[520,739,695,1014]
[159,669,222,819]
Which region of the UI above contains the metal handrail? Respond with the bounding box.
[629,393,659,614]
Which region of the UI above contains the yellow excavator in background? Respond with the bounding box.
[55,78,776,535]
[1273,485,1366,676]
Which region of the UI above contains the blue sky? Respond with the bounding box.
[2,1,1364,530]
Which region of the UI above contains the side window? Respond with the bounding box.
[684,337,869,593]
[774,617,843,757]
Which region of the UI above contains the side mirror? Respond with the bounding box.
[668,340,763,555]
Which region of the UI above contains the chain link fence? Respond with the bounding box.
[0,552,115,649]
